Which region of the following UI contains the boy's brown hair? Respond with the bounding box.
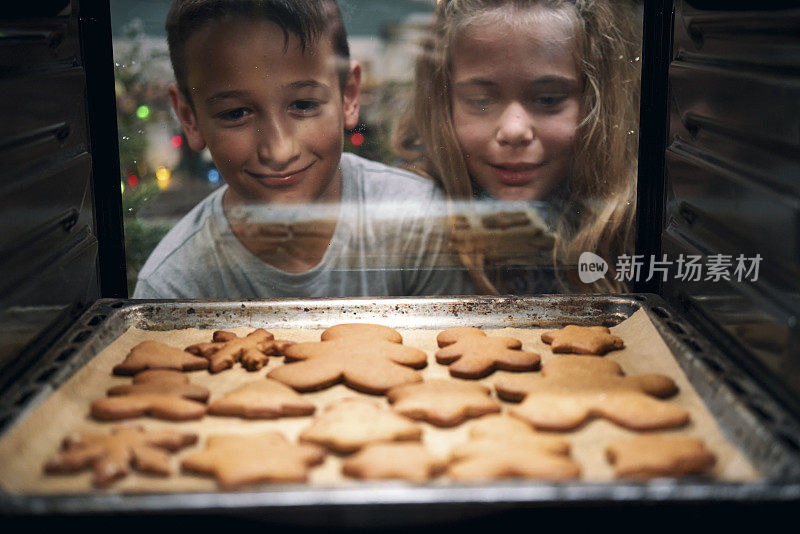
[166,0,351,102]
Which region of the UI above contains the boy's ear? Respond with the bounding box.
[168,83,207,152]
[343,60,361,130]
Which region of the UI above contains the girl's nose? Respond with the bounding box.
[256,119,300,167]
[496,103,535,147]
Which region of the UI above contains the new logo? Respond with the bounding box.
[578,252,608,284]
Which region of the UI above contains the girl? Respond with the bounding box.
[394,0,641,294]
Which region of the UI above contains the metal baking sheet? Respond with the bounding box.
[1,294,799,524]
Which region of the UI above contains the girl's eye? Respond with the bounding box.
[534,95,567,107]
[289,100,321,114]
[466,97,494,111]
[217,108,251,122]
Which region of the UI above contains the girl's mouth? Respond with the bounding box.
[246,162,315,187]
[489,162,545,185]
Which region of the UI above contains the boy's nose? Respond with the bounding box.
[256,120,300,167]
[495,103,535,147]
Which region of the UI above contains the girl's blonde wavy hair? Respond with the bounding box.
[393,0,641,293]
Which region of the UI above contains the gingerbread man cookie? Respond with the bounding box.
[181,432,325,488]
[541,325,624,355]
[208,379,316,419]
[268,324,427,394]
[495,356,688,430]
[106,369,210,401]
[387,379,501,427]
[342,442,447,482]
[185,328,292,373]
[435,327,540,378]
[606,435,717,478]
[448,415,580,480]
[92,370,209,421]
[113,340,209,376]
[299,397,422,454]
[44,425,197,488]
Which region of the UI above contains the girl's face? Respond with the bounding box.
[450,10,581,201]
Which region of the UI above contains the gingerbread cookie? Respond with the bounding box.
[208,379,316,419]
[481,211,531,229]
[342,443,447,482]
[185,329,292,373]
[91,393,207,421]
[44,425,197,488]
[299,397,422,454]
[495,356,688,430]
[448,415,580,481]
[113,340,209,376]
[387,379,501,427]
[435,327,540,378]
[541,325,624,355]
[606,435,716,478]
[106,369,210,402]
[268,323,427,394]
[181,432,325,488]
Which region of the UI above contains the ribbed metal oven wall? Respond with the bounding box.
[0,1,101,385]
[663,1,800,414]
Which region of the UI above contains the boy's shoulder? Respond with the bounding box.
[135,186,227,281]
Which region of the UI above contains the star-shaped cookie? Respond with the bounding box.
[606,435,716,478]
[268,323,427,394]
[495,356,688,430]
[540,325,624,355]
[387,379,501,427]
[208,379,316,419]
[181,432,325,488]
[448,415,580,480]
[435,326,540,378]
[342,442,447,482]
[299,397,422,453]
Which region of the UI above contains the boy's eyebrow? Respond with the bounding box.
[287,80,330,91]
[205,90,251,105]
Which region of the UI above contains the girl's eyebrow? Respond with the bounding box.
[454,75,578,88]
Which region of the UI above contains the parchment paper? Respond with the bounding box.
[0,309,759,494]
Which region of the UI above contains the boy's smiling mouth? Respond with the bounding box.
[245,161,316,187]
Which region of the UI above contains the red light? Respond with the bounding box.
[170,135,183,148]
[127,173,139,187]
[349,132,365,146]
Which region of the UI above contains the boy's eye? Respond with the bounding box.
[289,100,321,114]
[217,108,251,122]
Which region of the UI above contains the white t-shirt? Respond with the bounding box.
[133,153,475,298]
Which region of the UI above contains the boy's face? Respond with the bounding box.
[449,10,580,202]
[170,18,360,206]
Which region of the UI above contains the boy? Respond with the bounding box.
[133,0,473,298]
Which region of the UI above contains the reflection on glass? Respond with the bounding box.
[111,0,642,298]
[394,0,643,294]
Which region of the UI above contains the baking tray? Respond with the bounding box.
[1,294,799,525]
